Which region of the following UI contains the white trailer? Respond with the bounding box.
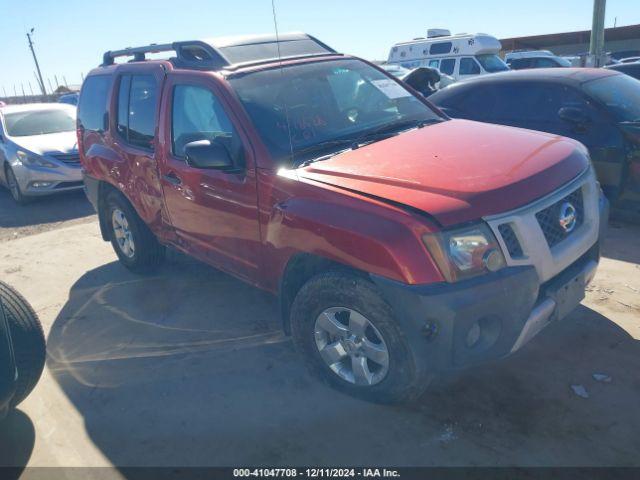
[387,29,509,81]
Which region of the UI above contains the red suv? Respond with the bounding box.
[78,34,608,403]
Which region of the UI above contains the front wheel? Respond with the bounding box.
[5,166,28,205]
[105,191,165,273]
[290,271,428,403]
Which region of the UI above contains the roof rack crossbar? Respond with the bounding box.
[102,43,174,65]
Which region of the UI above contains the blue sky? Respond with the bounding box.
[0,0,638,95]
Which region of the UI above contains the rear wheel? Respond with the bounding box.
[290,271,428,403]
[0,281,46,408]
[105,191,165,273]
[5,166,28,205]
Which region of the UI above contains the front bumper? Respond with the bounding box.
[371,244,600,378]
[370,184,609,380]
[13,161,84,196]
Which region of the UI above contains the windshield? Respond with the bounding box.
[475,54,510,72]
[584,74,640,122]
[4,109,76,137]
[228,59,442,165]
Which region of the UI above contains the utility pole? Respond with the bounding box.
[26,28,47,95]
[589,0,607,67]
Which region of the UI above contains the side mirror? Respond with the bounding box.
[184,139,234,170]
[558,107,590,126]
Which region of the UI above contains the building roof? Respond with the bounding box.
[500,24,640,51]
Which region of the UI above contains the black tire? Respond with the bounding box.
[4,165,29,205]
[290,271,429,404]
[104,191,165,273]
[0,281,45,408]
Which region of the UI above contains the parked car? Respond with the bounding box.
[605,61,640,81]
[611,50,640,61]
[79,34,607,403]
[430,68,640,203]
[0,282,46,421]
[58,93,79,106]
[387,29,509,81]
[505,50,572,69]
[0,103,83,204]
[618,56,640,64]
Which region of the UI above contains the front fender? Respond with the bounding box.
[259,177,446,292]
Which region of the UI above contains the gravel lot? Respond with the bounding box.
[0,188,95,242]
[0,186,638,470]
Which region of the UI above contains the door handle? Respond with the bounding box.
[163,172,182,186]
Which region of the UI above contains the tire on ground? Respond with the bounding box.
[0,281,46,408]
[104,190,165,273]
[290,271,429,404]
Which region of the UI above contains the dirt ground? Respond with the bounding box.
[0,188,95,242]
[0,189,638,471]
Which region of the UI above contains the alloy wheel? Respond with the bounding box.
[111,208,135,258]
[314,307,389,386]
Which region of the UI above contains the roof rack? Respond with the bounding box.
[101,33,339,70]
[102,40,229,69]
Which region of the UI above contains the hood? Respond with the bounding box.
[297,119,589,226]
[11,131,78,156]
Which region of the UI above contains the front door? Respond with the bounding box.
[158,74,261,283]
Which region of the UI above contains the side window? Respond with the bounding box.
[440,58,456,75]
[171,84,243,165]
[430,42,452,55]
[78,75,112,132]
[428,59,440,69]
[116,74,157,150]
[116,75,131,139]
[128,76,158,150]
[534,58,558,68]
[460,58,481,75]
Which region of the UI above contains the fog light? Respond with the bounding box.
[31,181,52,188]
[466,321,481,348]
[483,248,504,272]
[422,320,439,341]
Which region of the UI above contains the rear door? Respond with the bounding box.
[157,73,261,283]
[108,64,168,234]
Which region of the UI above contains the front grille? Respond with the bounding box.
[535,187,584,248]
[51,153,81,165]
[498,223,523,258]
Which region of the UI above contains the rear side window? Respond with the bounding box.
[78,75,112,132]
[428,60,439,69]
[430,42,452,55]
[440,58,456,75]
[116,74,158,150]
[460,58,480,75]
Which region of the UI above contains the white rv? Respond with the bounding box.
[387,29,509,81]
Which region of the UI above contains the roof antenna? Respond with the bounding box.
[271,0,296,170]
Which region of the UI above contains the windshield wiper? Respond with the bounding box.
[293,139,356,168]
[350,118,442,150]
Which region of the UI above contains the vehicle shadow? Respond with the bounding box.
[0,188,94,229]
[601,220,640,265]
[46,254,640,467]
[0,409,36,475]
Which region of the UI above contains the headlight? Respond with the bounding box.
[422,222,506,283]
[16,150,58,168]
